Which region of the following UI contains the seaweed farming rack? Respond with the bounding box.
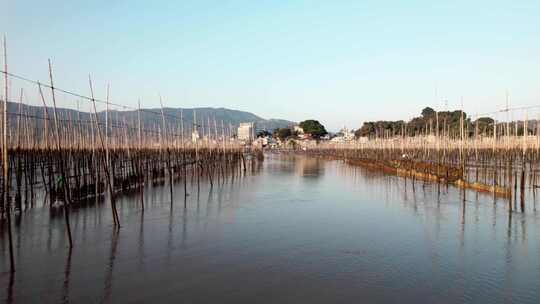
[0,38,261,272]
[304,112,540,214]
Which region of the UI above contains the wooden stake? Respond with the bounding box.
[48,59,74,248]
[88,75,120,227]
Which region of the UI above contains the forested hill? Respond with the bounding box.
[4,102,294,132]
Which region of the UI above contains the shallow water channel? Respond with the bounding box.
[1,154,539,303]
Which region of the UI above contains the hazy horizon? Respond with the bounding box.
[2,0,539,131]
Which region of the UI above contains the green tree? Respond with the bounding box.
[474,117,494,135]
[273,128,292,140]
[299,120,327,138]
[421,107,436,118]
[355,107,478,138]
[355,120,404,138]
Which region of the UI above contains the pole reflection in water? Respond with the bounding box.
[102,229,119,303]
[1,154,539,303]
[61,248,72,304]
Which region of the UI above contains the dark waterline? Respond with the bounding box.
[1,154,539,303]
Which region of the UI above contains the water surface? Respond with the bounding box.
[1,154,539,303]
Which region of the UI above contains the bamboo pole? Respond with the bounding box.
[48,59,74,248]
[194,110,200,193]
[88,75,120,227]
[105,84,112,193]
[181,109,187,202]
[3,34,15,272]
[138,99,144,210]
[159,96,174,206]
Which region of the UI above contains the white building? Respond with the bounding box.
[331,126,355,142]
[342,127,355,141]
[238,122,254,141]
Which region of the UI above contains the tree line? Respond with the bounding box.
[354,107,503,138]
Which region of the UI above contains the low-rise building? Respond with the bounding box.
[331,126,356,142]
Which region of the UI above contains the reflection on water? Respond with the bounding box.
[295,157,324,178]
[1,154,539,303]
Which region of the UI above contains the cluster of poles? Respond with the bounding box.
[303,107,540,213]
[0,37,260,273]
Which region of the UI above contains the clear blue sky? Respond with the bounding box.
[2,0,539,131]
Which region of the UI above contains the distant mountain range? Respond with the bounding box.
[5,102,294,132]
[152,107,295,131]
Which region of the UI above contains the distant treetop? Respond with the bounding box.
[421,107,436,118]
[273,127,293,140]
[299,120,327,138]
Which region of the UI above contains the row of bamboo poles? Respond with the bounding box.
[0,38,261,273]
[302,109,539,214]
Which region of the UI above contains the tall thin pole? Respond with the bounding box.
[506,91,510,149]
[523,112,528,157]
[48,59,73,248]
[181,109,187,201]
[39,83,49,149]
[194,110,200,193]
[159,96,173,206]
[16,89,23,149]
[91,102,97,204]
[137,100,142,149]
[89,75,120,227]
[76,100,81,150]
[138,99,144,210]
[105,84,112,192]
[460,98,464,164]
[3,34,15,272]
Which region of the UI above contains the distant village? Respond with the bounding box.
[188,107,509,149]
[189,119,357,149]
[234,120,359,149]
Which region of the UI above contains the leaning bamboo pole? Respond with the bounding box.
[2,34,15,272]
[88,75,120,227]
[48,59,74,248]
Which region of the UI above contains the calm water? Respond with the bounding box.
[1,154,540,303]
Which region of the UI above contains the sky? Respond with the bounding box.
[2,0,540,131]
